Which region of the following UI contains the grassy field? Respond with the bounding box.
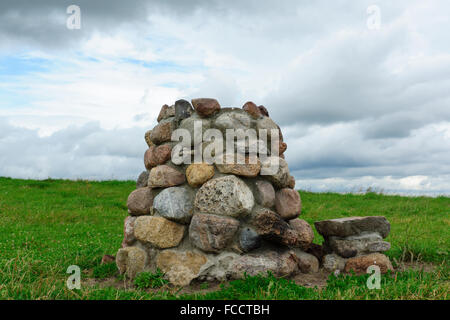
[0,177,448,300]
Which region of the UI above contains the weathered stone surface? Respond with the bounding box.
[116,246,147,279]
[315,216,391,239]
[289,219,314,249]
[198,252,240,281]
[127,187,153,216]
[239,227,261,252]
[258,105,269,117]
[326,233,390,258]
[216,154,261,177]
[229,251,297,279]
[144,130,154,147]
[178,116,211,145]
[156,250,207,286]
[157,104,175,122]
[279,141,287,155]
[260,157,291,188]
[323,254,347,272]
[191,98,221,117]
[144,144,172,169]
[150,118,175,145]
[242,101,262,118]
[214,111,251,130]
[292,249,319,273]
[148,165,185,188]
[275,188,302,220]
[344,253,394,274]
[194,175,254,217]
[122,216,137,247]
[252,208,300,247]
[134,216,185,249]
[256,116,279,138]
[254,180,275,208]
[153,187,193,224]
[186,163,215,187]
[175,99,193,122]
[136,170,149,188]
[306,243,326,263]
[189,214,239,253]
[287,175,296,189]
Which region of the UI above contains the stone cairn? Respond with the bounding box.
[116,98,394,286]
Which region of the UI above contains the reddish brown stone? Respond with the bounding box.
[144,144,172,169]
[289,219,314,250]
[242,101,262,118]
[191,98,221,117]
[157,104,175,122]
[252,208,301,247]
[101,255,115,264]
[279,141,287,155]
[287,175,296,189]
[150,119,174,145]
[275,188,302,220]
[127,187,154,215]
[258,105,269,117]
[148,165,185,188]
[344,253,394,274]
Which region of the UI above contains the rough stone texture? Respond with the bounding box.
[229,251,298,279]
[323,254,347,272]
[153,187,193,224]
[189,214,239,253]
[242,101,262,118]
[194,175,254,218]
[144,130,153,148]
[148,165,185,188]
[136,171,149,188]
[287,175,296,189]
[258,105,269,117]
[254,180,275,208]
[216,155,261,177]
[127,187,153,216]
[144,145,172,169]
[289,219,314,249]
[156,250,207,286]
[186,163,215,187]
[344,253,394,274]
[306,243,326,264]
[256,116,279,139]
[275,188,302,220]
[198,252,240,281]
[260,157,291,188]
[214,111,251,130]
[315,216,391,239]
[252,208,301,247]
[191,98,221,117]
[122,216,137,247]
[157,104,175,122]
[116,246,147,279]
[292,249,319,273]
[179,116,211,145]
[326,233,390,258]
[239,227,262,252]
[175,99,193,122]
[279,141,287,155]
[134,216,185,249]
[150,118,175,145]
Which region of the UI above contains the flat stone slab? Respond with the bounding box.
[314,216,390,238]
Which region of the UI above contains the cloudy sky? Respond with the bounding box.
[1,0,449,195]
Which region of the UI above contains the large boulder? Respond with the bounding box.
[194,175,254,218]
[186,163,215,187]
[127,187,153,216]
[275,188,302,220]
[254,180,275,208]
[148,165,186,188]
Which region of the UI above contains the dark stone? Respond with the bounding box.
[239,227,262,252]
[175,99,193,122]
[258,105,269,117]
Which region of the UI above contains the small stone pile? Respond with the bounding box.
[315,216,394,274]
[116,98,320,285]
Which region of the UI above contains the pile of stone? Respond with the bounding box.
[314,216,394,274]
[116,98,321,286]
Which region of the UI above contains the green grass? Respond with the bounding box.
[0,177,448,300]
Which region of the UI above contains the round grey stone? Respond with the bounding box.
[153,186,194,224]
